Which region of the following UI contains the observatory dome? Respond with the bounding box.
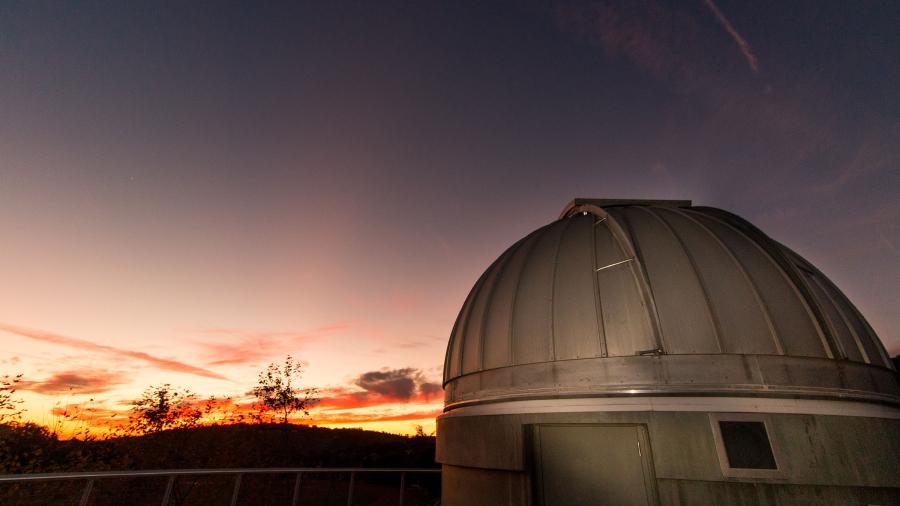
[443,199,898,409]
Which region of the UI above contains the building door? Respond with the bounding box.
[532,424,658,506]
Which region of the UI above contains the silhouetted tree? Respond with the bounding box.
[252,355,318,424]
[412,423,435,437]
[126,384,201,435]
[0,374,23,425]
[0,374,54,475]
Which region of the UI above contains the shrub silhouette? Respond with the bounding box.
[125,384,202,435]
[252,355,319,424]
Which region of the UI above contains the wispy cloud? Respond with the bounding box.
[311,408,442,425]
[555,0,890,214]
[199,334,302,366]
[554,0,763,97]
[394,340,432,349]
[194,322,353,366]
[18,369,127,395]
[556,0,706,89]
[0,323,226,380]
[701,0,759,73]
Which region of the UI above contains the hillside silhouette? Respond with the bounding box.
[109,424,436,470]
[1,423,438,505]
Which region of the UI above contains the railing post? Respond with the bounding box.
[160,475,175,506]
[229,473,243,506]
[398,471,406,506]
[78,479,94,506]
[346,471,355,506]
[290,472,302,506]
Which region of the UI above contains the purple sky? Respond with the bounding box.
[1,1,898,433]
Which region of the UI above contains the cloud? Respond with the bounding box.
[0,323,226,380]
[355,368,419,399]
[310,408,443,425]
[317,367,442,411]
[553,0,767,105]
[555,0,708,91]
[701,0,759,73]
[395,340,431,349]
[18,365,443,432]
[418,382,442,399]
[194,322,352,366]
[200,337,298,367]
[18,369,127,395]
[354,367,441,401]
[555,0,898,219]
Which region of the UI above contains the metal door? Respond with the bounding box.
[532,424,658,506]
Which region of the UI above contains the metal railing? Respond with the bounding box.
[0,467,441,506]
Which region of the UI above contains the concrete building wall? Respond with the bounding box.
[441,465,529,506]
[437,409,900,505]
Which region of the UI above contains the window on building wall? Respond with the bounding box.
[709,413,785,479]
[718,421,777,469]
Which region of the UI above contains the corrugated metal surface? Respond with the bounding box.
[553,215,602,360]
[444,200,894,387]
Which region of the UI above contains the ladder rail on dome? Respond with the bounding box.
[600,207,668,355]
[589,215,609,357]
[561,198,692,354]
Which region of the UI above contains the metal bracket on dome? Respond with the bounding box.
[560,198,692,219]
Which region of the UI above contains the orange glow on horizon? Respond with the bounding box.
[10,367,443,440]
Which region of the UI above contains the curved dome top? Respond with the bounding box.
[443,199,897,408]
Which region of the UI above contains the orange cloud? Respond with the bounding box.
[0,323,226,380]
[18,369,127,395]
[310,408,442,425]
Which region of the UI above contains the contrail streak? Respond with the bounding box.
[0,323,227,380]
[702,0,760,73]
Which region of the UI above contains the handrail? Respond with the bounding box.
[0,467,440,482]
[0,467,441,506]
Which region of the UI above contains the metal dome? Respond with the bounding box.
[443,199,898,409]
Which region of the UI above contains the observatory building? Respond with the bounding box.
[437,199,900,505]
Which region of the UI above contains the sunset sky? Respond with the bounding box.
[2,1,898,436]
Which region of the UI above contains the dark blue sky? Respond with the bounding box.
[2,0,898,416]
